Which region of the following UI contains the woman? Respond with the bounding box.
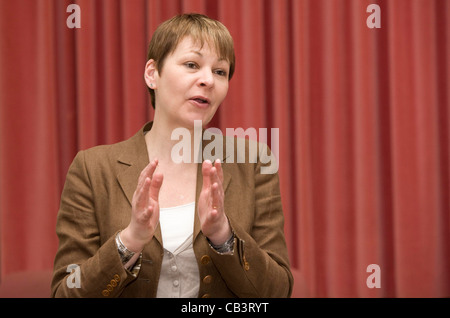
[51,13,293,298]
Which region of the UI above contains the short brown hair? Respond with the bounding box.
[146,13,235,108]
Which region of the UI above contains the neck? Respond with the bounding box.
[145,112,203,165]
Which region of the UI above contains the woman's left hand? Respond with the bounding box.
[198,159,231,245]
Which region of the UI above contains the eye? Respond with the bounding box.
[184,62,198,69]
[214,69,228,77]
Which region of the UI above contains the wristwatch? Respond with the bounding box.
[115,231,135,265]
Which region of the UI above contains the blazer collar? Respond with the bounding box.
[116,121,232,246]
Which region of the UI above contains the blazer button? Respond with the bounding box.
[106,284,113,292]
[243,256,250,271]
[203,275,212,284]
[113,274,121,282]
[200,255,210,265]
[110,279,117,287]
[102,289,110,297]
[202,294,210,298]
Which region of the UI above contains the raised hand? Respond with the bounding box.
[198,159,231,245]
[120,159,163,253]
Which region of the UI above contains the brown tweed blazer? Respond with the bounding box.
[51,122,293,298]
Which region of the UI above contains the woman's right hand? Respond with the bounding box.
[120,159,163,253]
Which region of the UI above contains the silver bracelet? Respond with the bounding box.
[115,231,135,265]
[208,232,235,254]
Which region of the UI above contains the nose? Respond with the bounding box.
[198,68,214,88]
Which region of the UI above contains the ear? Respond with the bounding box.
[144,59,158,89]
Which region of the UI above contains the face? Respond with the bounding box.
[145,36,230,128]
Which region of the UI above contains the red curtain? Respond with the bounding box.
[0,0,449,297]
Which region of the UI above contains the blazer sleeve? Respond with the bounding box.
[208,142,294,297]
[51,150,138,297]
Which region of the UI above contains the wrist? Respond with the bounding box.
[208,231,235,254]
[116,231,136,265]
[207,221,232,246]
[119,228,145,253]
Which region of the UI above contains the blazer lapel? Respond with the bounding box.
[116,123,151,206]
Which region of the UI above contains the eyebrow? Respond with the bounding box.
[190,50,203,56]
[188,50,227,63]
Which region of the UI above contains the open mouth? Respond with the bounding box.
[193,98,208,104]
[190,96,211,107]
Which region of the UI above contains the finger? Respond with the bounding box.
[148,172,163,201]
[137,159,158,188]
[135,177,151,210]
[145,204,155,221]
[202,160,212,190]
[213,159,224,183]
[146,158,158,179]
[138,203,153,224]
[208,205,219,222]
[211,182,223,212]
[209,166,224,212]
[210,166,223,193]
[137,164,151,189]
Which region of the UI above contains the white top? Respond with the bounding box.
[159,202,195,253]
[157,201,199,298]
